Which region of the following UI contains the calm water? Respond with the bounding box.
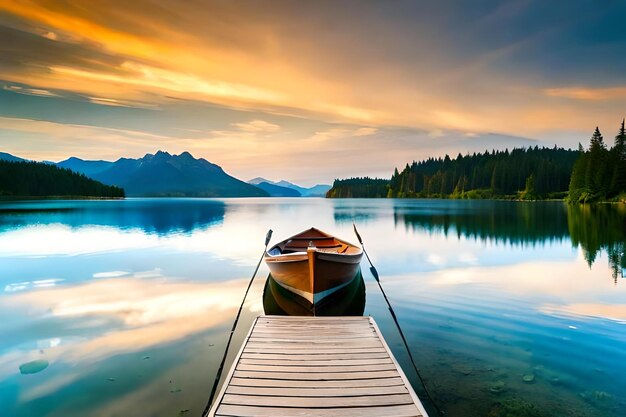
[0,198,625,417]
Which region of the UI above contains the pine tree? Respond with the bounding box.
[568,154,587,202]
[610,119,626,198]
[589,127,606,152]
[616,119,626,156]
[522,174,536,200]
[585,127,610,200]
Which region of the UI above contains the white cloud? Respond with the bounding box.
[232,119,281,133]
[42,31,58,41]
[311,126,377,142]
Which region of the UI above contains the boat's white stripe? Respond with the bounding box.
[273,281,314,303]
[272,274,358,305]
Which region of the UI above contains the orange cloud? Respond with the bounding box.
[1,0,625,149]
[545,87,626,101]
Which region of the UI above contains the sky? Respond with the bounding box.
[1,0,625,186]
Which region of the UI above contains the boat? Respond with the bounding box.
[263,271,366,316]
[264,227,363,304]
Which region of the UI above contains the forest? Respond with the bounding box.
[325,177,389,198]
[568,120,626,203]
[327,120,626,203]
[0,160,125,198]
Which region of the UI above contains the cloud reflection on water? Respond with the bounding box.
[1,275,247,380]
[377,253,626,325]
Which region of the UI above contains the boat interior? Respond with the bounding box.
[268,228,362,255]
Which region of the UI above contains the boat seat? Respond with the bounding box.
[284,243,343,252]
[288,236,332,241]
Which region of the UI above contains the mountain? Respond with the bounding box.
[57,157,113,176]
[0,152,26,162]
[275,180,331,197]
[247,178,331,197]
[302,184,332,197]
[255,181,301,197]
[91,151,268,197]
[248,177,272,185]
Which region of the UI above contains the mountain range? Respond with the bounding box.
[251,181,301,197]
[0,152,25,162]
[0,151,329,198]
[248,177,330,197]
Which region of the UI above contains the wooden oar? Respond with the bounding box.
[203,229,273,415]
[353,223,443,417]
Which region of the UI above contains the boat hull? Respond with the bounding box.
[265,250,362,304]
[263,271,366,316]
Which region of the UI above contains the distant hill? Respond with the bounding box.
[57,157,113,176]
[0,152,26,162]
[91,151,268,197]
[248,178,330,197]
[301,184,332,197]
[275,180,331,197]
[0,160,124,198]
[248,177,272,185]
[255,181,301,197]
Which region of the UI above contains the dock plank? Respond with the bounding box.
[239,358,392,366]
[228,376,406,388]
[236,363,397,373]
[240,352,391,360]
[221,393,415,407]
[215,404,422,417]
[206,315,428,417]
[225,385,409,397]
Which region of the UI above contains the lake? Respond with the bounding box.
[0,198,625,417]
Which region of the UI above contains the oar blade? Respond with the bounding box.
[353,223,363,245]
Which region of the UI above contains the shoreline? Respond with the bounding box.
[325,196,626,204]
[0,196,125,201]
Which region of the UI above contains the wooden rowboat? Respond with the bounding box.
[264,227,363,304]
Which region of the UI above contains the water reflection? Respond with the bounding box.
[0,274,255,416]
[567,204,626,282]
[386,200,625,280]
[0,198,625,417]
[0,199,225,235]
[393,200,570,245]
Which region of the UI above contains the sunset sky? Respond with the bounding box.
[1,0,625,185]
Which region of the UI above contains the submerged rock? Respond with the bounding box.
[488,398,547,417]
[592,391,612,400]
[580,390,613,403]
[452,363,474,376]
[490,380,506,394]
[19,359,49,375]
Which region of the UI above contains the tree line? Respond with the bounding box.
[327,147,578,199]
[0,160,125,198]
[326,120,626,202]
[326,177,389,198]
[568,120,626,203]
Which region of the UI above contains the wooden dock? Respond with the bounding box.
[207,315,429,417]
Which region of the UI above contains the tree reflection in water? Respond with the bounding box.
[391,201,625,282]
